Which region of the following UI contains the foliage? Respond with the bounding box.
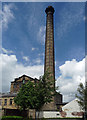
[39,71,55,104]
[2,116,23,118]
[14,71,55,111]
[1,116,82,120]
[14,80,35,110]
[1,116,84,120]
[1,116,23,120]
[76,82,87,111]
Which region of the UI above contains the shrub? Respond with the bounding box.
[1,116,23,120]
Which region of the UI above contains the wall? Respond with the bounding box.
[0,97,17,109]
[3,109,28,117]
[62,99,83,118]
[36,110,83,118]
[36,111,61,118]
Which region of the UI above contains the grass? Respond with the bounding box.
[0,116,84,120]
[2,116,23,118]
[1,116,24,120]
[1,116,35,120]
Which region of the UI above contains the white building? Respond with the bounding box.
[36,98,84,118]
[61,98,83,118]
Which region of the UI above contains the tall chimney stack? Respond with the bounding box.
[42,6,56,110]
[44,6,55,82]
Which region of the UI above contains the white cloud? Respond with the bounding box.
[57,3,85,40]
[83,16,87,21]
[0,53,44,93]
[2,47,13,54]
[32,48,35,51]
[31,47,38,51]
[38,53,44,57]
[1,4,15,29]
[37,26,46,45]
[56,58,85,102]
[22,56,29,62]
[35,58,42,64]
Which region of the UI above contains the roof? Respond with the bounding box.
[0,93,17,98]
[55,91,62,96]
[11,74,38,83]
[62,98,83,112]
[56,102,68,105]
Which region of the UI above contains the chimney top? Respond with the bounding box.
[45,6,55,14]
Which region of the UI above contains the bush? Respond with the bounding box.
[1,116,34,120]
[2,116,23,118]
[1,116,23,120]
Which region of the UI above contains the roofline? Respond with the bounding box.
[11,74,38,83]
[0,93,17,98]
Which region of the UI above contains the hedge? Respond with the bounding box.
[1,116,24,120]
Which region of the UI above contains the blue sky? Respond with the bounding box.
[1,2,85,102]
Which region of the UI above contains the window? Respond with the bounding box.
[4,99,7,105]
[19,83,21,88]
[13,83,16,88]
[9,99,12,105]
[23,80,25,84]
[0,99,2,105]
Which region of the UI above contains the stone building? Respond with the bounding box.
[10,75,38,93]
[0,75,38,110]
[0,93,17,110]
[0,74,62,111]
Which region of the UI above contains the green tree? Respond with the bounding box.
[14,71,55,111]
[76,82,87,111]
[39,71,55,104]
[14,80,36,110]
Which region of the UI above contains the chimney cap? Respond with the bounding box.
[45,6,55,14]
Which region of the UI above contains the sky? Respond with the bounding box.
[0,2,86,102]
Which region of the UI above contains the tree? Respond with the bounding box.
[14,71,55,111]
[14,80,37,110]
[39,71,55,104]
[76,82,87,110]
[76,82,87,119]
